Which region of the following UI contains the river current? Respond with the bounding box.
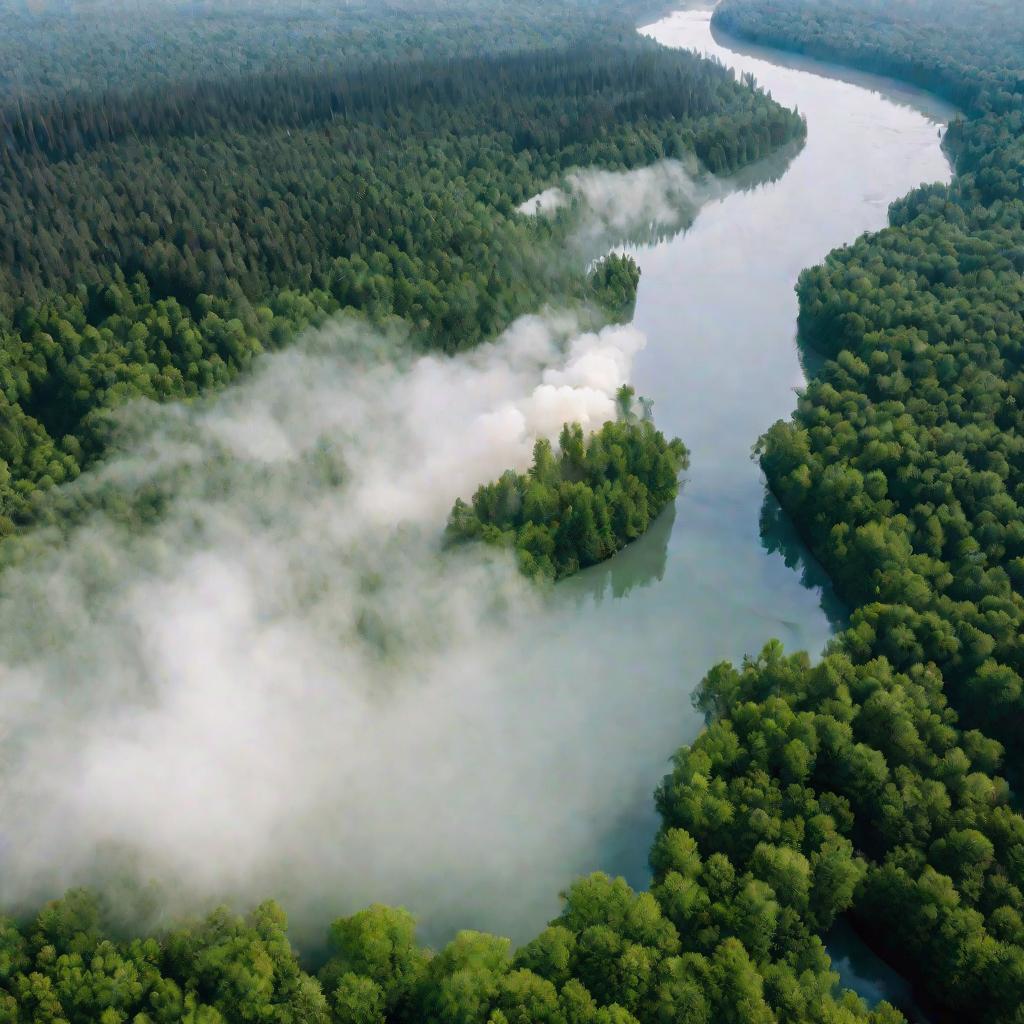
[539,6,954,1013]
[540,4,953,880]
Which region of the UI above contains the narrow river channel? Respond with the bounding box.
[536,5,955,1015]
[540,2,953,877]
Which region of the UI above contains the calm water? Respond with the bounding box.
[543,7,952,1016]
[543,5,953,870]
[299,8,952,1013]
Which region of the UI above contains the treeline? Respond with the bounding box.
[0,0,675,102]
[714,0,1024,1020]
[0,2,805,538]
[0,43,785,166]
[446,397,688,579]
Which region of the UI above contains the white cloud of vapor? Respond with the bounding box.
[518,157,724,248]
[0,312,653,946]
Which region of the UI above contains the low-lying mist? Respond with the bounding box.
[518,157,725,250]
[0,311,676,947]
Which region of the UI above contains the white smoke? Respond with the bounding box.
[517,186,568,217]
[518,158,723,247]
[0,311,651,945]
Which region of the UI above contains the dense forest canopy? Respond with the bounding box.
[0,0,803,538]
[13,1,1024,1023]
[447,393,689,580]
[0,864,906,1024]
[711,0,1024,1020]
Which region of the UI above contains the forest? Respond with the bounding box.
[0,0,803,539]
[709,0,1024,1020]
[446,396,688,580]
[0,0,678,100]
[7,1,1024,1023]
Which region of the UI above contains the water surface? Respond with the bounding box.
[539,8,954,1015]
[405,14,957,948]
[343,10,954,951]
[191,5,956,986]
[545,4,955,885]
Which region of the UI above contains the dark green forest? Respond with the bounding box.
[447,395,688,580]
[0,0,673,100]
[710,0,1024,1019]
[7,1,1024,1024]
[0,0,803,538]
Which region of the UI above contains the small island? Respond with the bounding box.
[447,388,688,580]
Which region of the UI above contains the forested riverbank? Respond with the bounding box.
[0,0,802,539]
[663,2,1024,1020]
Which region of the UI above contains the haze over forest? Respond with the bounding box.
[0,1,1023,1023]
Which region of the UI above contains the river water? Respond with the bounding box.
[271,9,952,1006]
[541,5,954,1015]
[544,6,953,871]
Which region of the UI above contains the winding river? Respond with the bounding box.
[539,5,954,1015]
[0,7,959,1017]
[279,6,954,995]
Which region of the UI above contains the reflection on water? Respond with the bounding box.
[795,326,830,380]
[588,6,954,1013]
[566,502,676,604]
[589,212,697,254]
[583,136,805,254]
[725,136,806,192]
[709,20,959,125]
[759,491,848,631]
[827,919,935,1023]
[525,1,956,1005]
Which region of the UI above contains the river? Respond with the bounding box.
[267,7,953,1003]
[540,4,953,872]
[545,5,954,1017]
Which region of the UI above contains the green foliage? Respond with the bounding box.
[714,1,1024,1020]
[0,0,804,538]
[586,255,643,320]
[0,852,903,1024]
[715,0,1024,118]
[668,643,1024,1024]
[323,906,426,1018]
[446,408,689,579]
[16,6,1023,1024]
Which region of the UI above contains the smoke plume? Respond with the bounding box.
[518,157,723,249]
[0,312,660,946]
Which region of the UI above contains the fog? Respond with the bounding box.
[518,157,722,249]
[0,311,663,946]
